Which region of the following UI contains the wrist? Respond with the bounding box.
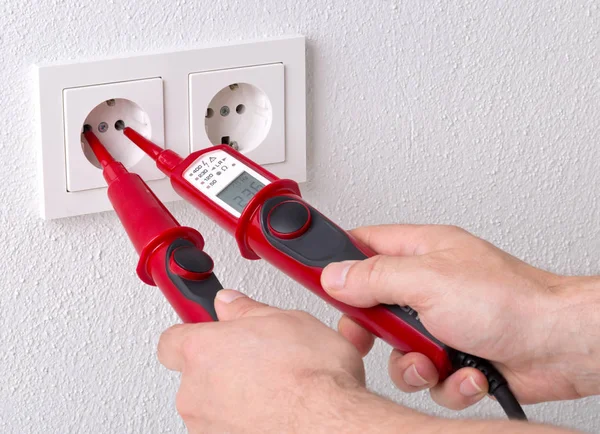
[296,374,555,434]
[545,275,600,396]
[296,370,429,434]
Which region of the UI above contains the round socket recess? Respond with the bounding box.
[81,98,151,169]
[204,83,272,153]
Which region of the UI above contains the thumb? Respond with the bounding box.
[214,289,275,321]
[321,255,439,309]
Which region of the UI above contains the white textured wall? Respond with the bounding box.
[1,0,599,432]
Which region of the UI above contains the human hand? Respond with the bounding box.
[321,224,600,410]
[155,267,584,434]
[157,290,377,433]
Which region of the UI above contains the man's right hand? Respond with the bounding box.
[321,224,600,411]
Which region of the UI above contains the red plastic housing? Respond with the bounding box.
[102,159,216,323]
[156,145,453,379]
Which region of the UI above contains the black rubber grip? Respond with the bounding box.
[260,196,443,344]
[260,197,526,421]
[260,196,368,266]
[165,239,222,321]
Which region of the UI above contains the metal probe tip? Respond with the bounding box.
[83,128,116,168]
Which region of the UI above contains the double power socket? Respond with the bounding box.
[36,36,306,219]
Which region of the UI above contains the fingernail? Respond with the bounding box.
[216,289,246,304]
[403,364,429,387]
[322,261,356,291]
[460,376,484,397]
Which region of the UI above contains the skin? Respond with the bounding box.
[322,225,600,408]
[158,224,599,433]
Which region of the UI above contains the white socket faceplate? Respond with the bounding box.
[190,64,285,165]
[64,78,165,192]
[36,35,305,219]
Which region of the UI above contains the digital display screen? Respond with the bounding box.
[217,171,265,213]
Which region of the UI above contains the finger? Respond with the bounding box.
[429,367,489,410]
[321,255,440,308]
[350,224,470,256]
[388,351,440,392]
[337,315,375,357]
[214,289,276,321]
[157,323,198,372]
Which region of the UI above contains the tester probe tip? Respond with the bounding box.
[83,129,116,168]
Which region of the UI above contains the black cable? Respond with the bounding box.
[494,383,528,421]
[452,351,527,421]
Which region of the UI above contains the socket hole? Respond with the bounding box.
[83,124,92,133]
[80,98,151,170]
[206,108,214,118]
[204,83,272,153]
[221,136,230,145]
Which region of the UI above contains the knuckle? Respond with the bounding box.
[175,389,195,420]
[288,310,314,322]
[231,299,275,319]
[156,337,167,362]
[268,311,311,332]
[181,335,200,362]
[423,254,453,276]
[157,328,174,350]
[235,303,266,318]
[357,255,388,289]
[437,225,473,245]
[156,346,167,366]
[421,253,455,277]
[440,224,468,236]
[157,328,180,362]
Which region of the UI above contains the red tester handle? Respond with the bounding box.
[122,128,454,379]
[84,130,222,324]
[242,187,453,379]
[118,129,527,421]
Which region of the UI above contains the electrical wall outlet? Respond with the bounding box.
[36,35,305,219]
[64,78,165,192]
[189,63,285,165]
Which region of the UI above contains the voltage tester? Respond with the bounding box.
[83,127,223,323]
[88,124,527,421]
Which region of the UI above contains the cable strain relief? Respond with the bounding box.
[451,351,507,395]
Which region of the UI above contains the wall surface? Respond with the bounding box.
[1,0,599,432]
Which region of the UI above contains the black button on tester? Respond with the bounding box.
[170,246,214,280]
[267,200,312,239]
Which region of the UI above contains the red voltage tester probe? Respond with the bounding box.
[83,127,223,323]
[87,123,526,421]
[113,126,527,421]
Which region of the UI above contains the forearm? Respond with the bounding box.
[323,386,577,434]
[549,275,600,397]
[302,374,578,434]
[292,275,600,434]
[431,418,579,434]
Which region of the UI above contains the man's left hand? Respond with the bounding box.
[157,290,368,434]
